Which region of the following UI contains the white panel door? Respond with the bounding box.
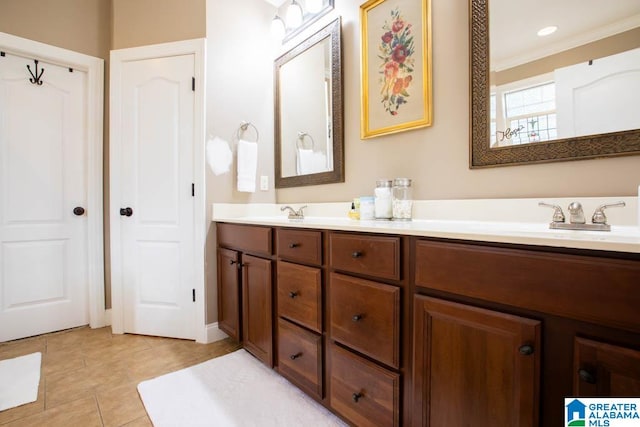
[0,54,88,341]
[118,54,195,339]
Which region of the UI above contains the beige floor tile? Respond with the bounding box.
[3,396,102,427]
[1,327,241,427]
[0,337,45,360]
[96,382,147,427]
[121,415,153,427]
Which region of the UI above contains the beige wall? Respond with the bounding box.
[111,0,206,49]
[275,0,640,203]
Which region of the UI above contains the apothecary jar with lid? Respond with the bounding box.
[392,178,412,220]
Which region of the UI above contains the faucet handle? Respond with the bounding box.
[538,202,565,223]
[296,205,307,216]
[591,201,626,224]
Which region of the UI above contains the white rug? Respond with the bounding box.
[0,352,41,412]
[138,349,347,427]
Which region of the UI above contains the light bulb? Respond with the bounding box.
[306,0,323,13]
[286,0,303,29]
[270,15,286,40]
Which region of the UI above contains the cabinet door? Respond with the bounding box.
[242,254,273,366]
[413,295,540,427]
[574,337,640,396]
[217,248,240,340]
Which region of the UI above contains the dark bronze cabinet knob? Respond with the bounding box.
[73,207,85,216]
[290,352,302,360]
[288,243,299,248]
[518,345,534,356]
[578,369,596,384]
[352,314,363,322]
[352,392,363,402]
[289,291,298,298]
[352,251,363,258]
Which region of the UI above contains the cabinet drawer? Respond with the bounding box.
[277,319,323,399]
[277,229,322,265]
[329,273,400,368]
[277,261,322,333]
[415,239,640,333]
[217,223,272,256]
[329,232,400,280]
[329,343,400,427]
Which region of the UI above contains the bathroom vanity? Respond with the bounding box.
[213,199,640,426]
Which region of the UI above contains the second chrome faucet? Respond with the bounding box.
[539,201,626,231]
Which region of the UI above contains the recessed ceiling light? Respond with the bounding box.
[537,26,558,37]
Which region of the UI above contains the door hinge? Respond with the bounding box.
[192,183,195,197]
[192,289,196,302]
[192,77,195,91]
[0,52,5,57]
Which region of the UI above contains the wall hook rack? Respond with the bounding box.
[27,59,44,85]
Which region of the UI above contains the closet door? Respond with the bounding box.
[0,53,89,341]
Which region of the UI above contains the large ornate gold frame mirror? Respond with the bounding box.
[275,17,343,188]
[470,0,640,168]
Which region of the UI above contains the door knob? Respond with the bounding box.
[119,207,133,217]
[73,207,85,216]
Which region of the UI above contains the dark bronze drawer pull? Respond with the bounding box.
[288,243,300,248]
[289,291,299,298]
[352,392,363,403]
[578,369,596,384]
[351,251,363,258]
[229,259,237,265]
[290,352,302,360]
[518,344,534,356]
[352,314,363,322]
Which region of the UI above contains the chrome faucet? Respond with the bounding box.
[280,205,307,220]
[539,200,626,231]
[567,202,585,224]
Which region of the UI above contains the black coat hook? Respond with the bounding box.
[27,59,44,85]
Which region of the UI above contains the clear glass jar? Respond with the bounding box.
[359,196,375,220]
[392,178,413,220]
[374,179,393,220]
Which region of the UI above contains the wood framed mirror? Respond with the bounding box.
[470,0,640,168]
[274,17,343,188]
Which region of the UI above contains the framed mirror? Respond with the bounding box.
[470,0,640,168]
[275,17,343,188]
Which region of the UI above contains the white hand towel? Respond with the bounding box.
[237,139,258,192]
[206,136,232,176]
[296,148,315,175]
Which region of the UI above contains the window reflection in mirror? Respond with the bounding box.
[488,0,640,148]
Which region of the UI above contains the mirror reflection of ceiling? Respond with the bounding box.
[490,0,640,71]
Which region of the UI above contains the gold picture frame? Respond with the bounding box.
[360,0,432,139]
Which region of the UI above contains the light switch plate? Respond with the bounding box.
[260,175,269,191]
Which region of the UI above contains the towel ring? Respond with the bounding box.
[237,121,259,143]
[296,131,315,150]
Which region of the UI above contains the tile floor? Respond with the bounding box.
[0,326,241,426]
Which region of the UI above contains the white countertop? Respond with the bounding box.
[211,197,640,254]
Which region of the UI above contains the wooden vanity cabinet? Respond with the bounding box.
[216,223,274,366]
[573,337,640,396]
[413,295,540,427]
[327,231,408,427]
[413,238,640,426]
[275,228,325,400]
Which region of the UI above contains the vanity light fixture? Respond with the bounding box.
[271,15,286,40]
[286,0,304,29]
[537,25,558,37]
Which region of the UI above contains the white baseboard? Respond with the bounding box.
[104,308,112,326]
[205,322,229,343]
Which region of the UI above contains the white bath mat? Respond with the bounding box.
[0,352,41,412]
[138,349,346,426]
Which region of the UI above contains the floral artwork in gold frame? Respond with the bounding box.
[360,0,432,139]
